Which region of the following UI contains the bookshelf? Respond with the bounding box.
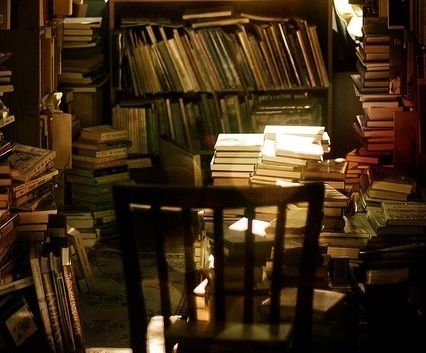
[107,0,333,158]
[0,1,61,147]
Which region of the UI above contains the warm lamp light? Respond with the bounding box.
[334,0,363,40]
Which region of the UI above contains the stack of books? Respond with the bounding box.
[0,52,13,96]
[59,17,106,88]
[67,125,132,240]
[210,133,264,186]
[251,125,326,186]
[304,158,348,191]
[353,20,390,95]
[65,211,98,248]
[361,202,426,279]
[359,165,416,209]
[321,184,350,231]
[366,204,426,250]
[348,19,404,186]
[8,144,58,240]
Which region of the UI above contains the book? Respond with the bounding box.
[275,134,323,160]
[66,171,130,186]
[63,17,102,29]
[80,125,128,143]
[263,124,324,140]
[366,207,425,236]
[346,149,379,165]
[28,243,56,352]
[259,287,346,322]
[8,144,56,182]
[72,138,131,152]
[16,193,57,224]
[12,168,59,198]
[1,294,38,347]
[214,133,264,151]
[305,158,348,181]
[367,165,416,194]
[382,202,426,226]
[61,246,86,352]
[362,21,390,44]
[182,7,233,20]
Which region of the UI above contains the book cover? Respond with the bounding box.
[8,144,56,182]
[275,134,323,160]
[80,125,128,143]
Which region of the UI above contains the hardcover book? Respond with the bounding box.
[80,125,128,143]
[382,202,426,226]
[214,133,264,152]
[8,144,56,182]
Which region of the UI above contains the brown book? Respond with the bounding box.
[62,247,86,352]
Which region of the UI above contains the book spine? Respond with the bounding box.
[63,264,86,352]
[13,168,59,198]
[29,246,57,353]
[41,258,65,353]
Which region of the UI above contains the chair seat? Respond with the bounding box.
[166,319,293,350]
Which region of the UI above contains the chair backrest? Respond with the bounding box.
[113,182,324,353]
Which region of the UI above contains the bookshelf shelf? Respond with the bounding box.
[107,0,333,157]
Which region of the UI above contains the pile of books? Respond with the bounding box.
[8,144,58,240]
[210,133,264,186]
[65,210,98,248]
[361,202,426,283]
[251,125,326,186]
[304,158,347,192]
[28,214,86,353]
[358,165,416,209]
[321,184,350,231]
[59,17,106,89]
[67,125,132,243]
[353,20,390,96]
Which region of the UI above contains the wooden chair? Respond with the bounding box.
[113,182,324,353]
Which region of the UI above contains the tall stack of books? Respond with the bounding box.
[321,184,350,231]
[59,17,106,89]
[8,144,58,241]
[347,19,403,195]
[210,133,264,186]
[353,21,390,96]
[67,125,132,241]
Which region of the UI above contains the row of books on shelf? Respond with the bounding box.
[111,93,323,156]
[113,10,329,96]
